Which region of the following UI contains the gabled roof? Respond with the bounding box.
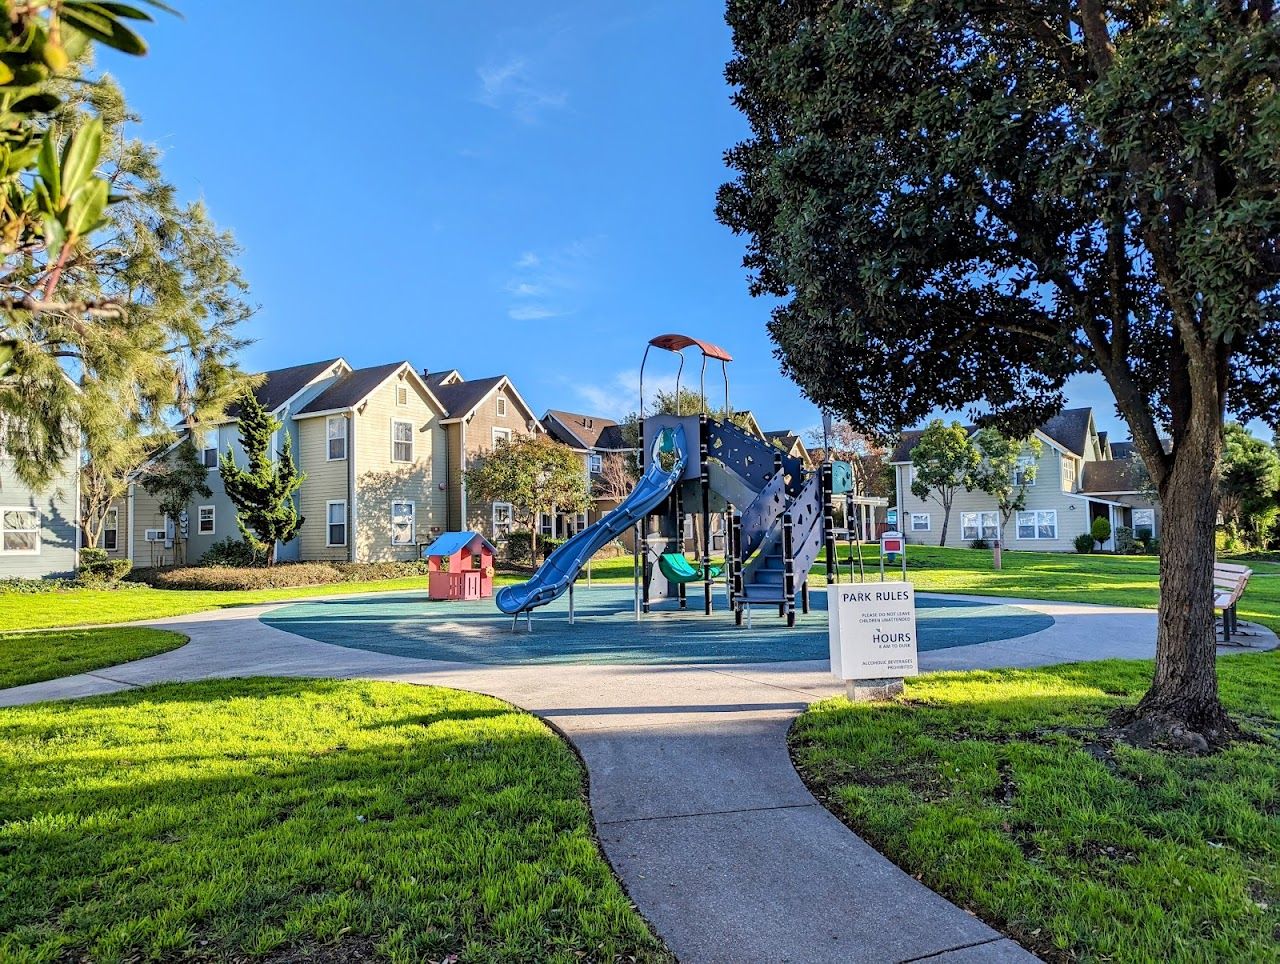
[421,531,496,558]
[433,376,506,420]
[294,361,445,418]
[1080,459,1146,494]
[226,358,345,418]
[1109,440,1134,460]
[424,369,462,389]
[543,409,629,450]
[890,407,1096,463]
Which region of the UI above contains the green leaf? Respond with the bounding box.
[0,340,15,377]
[42,215,66,263]
[11,92,62,114]
[68,177,109,236]
[61,6,149,56]
[0,62,14,85]
[91,2,156,21]
[61,117,103,196]
[37,130,60,204]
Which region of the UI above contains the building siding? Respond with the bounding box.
[0,443,79,579]
[352,372,447,562]
[296,413,352,562]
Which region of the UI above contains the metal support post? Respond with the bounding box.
[782,511,796,627]
[674,485,687,610]
[700,415,713,615]
[822,463,835,586]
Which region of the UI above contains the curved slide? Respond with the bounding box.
[495,425,689,616]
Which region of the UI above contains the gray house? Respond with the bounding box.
[890,408,1160,551]
[0,425,80,579]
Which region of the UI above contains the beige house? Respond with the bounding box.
[423,369,542,541]
[541,409,637,537]
[890,408,1160,551]
[101,358,450,566]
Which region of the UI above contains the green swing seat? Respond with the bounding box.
[658,552,723,584]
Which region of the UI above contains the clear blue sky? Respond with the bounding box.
[103,1,1137,442]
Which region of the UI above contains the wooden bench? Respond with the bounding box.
[1214,562,1253,643]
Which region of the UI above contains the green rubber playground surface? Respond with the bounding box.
[262,586,1054,665]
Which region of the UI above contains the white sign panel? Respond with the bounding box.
[827,582,919,680]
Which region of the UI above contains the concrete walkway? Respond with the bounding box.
[2,593,1274,963]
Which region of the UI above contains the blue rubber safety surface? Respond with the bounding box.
[261,585,1054,666]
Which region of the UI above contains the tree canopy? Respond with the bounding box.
[220,392,305,565]
[717,0,1279,739]
[969,429,1043,543]
[908,420,980,546]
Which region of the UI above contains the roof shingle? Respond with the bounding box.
[296,362,408,415]
[226,358,343,418]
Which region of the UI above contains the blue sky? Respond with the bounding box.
[102,0,1134,442]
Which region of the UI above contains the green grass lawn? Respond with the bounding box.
[0,678,670,963]
[0,627,187,690]
[823,544,1280,633]
[792,653,1280,963]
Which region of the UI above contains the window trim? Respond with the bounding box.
[197,504,216,535]
[326,415,347,462]
[1061,456,1077,492]
[1013,455,1037,488]
[910,512,931,532]
[588,453,603,474]
[960,510,1000,541]
[391,418,414,463]
[390,499,415,546]
[492,501,513,536]
[1132,508,1155,538]
[1016,509,1059,541]
[395,384,409,407]
[0,505,40,555]
[103,506,119,551]
[201,427,219,471]
[326,500,348,548]
[495,394,507,417]
[492,426,512,447]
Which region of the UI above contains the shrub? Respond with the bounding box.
[78,557,132,584]
[968,538,991,550]
[0,577,79,594]
[540,537,566,561]
[1113,525,1140,555]
[1091,516,1112,549]
[1216,528,1243,554]
[1073,533,1095,554]
[330,560,430,581]
[150,563,345,591]
[506,530,534,564]
[200,537,261,568]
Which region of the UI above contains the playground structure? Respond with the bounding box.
[495,334,887,628]
[422,531,496,601]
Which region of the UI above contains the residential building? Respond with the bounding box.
[0,423,80,579]
[103,357,450,566]
[541,409,637,537]
[764,430,815,469]
[890,408,1160,551]
[424,369,542,541]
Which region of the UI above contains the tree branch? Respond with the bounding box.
[0,296,125,316]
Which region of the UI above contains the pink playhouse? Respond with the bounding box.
[421,531,496,601]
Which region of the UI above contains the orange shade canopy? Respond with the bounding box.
[647,333,733,363]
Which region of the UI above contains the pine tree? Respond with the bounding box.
[220,392,306,565]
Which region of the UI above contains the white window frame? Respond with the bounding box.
[910,512,931,532]
[201,427,219,470]
[391,418,414,463]
[495,394,507,417]
[390,500,415,546]
[960,511,999,541]
[1132,508,1155,538]
[492,501,513,536]
[0,506,40,554]
[588,453,603,473]
[1013,456,1037,487]
[197,504,216,535]
[395,384,409,407]
[326,415,347,461]
[103,506,119,551]
[1061,457,1077,492]
[492,426,512,447]
[1016,509,1058,541]
[326,500,348,547]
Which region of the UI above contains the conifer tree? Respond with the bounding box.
[220,392,306,565]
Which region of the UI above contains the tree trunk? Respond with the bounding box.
[1126,420,1233,738]
[938,500,951,547]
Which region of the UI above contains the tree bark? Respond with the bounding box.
[938,498,951,547]
[1127,416,1233,737]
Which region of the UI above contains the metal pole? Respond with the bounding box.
[569,580,575,626]
[633,521,640,620]
[674,485,687,610]
[822,462,835,587]
[700,415,712,614]
[731,509,743,625]
[782,512,796,627]
[641,516,651,615]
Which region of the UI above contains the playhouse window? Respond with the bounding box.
[327,501,347,547]
[391,501,415,545]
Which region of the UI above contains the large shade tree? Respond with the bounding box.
[717,0,1279,741]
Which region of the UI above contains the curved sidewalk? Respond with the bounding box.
[2,594,1271,962]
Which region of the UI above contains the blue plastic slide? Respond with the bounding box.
[495,425,688,616]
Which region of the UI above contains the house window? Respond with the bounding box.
[1016,509,1058,540]
[910,513,931,532]
[492,427,512,447]
[327,416,347,461]
[492,502,513,537]
[496,395,507,417]
[589,453,603,473]
[539,512,554,537]
[391,500,415,545]
[396,384,408,406]
[198,505,215,535]
[1013,456,1037,487]
[1,507,40,553]
[103,507,118,551]
[1133,509,1155,540]
[960,511,999,541]
[391,419,414,462]
[1061,458,1077,492]
[201,427,219,469]
[327,501,347,547]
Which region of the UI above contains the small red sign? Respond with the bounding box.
[881,537,904,554]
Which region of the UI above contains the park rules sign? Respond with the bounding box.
[827,582,919,680]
